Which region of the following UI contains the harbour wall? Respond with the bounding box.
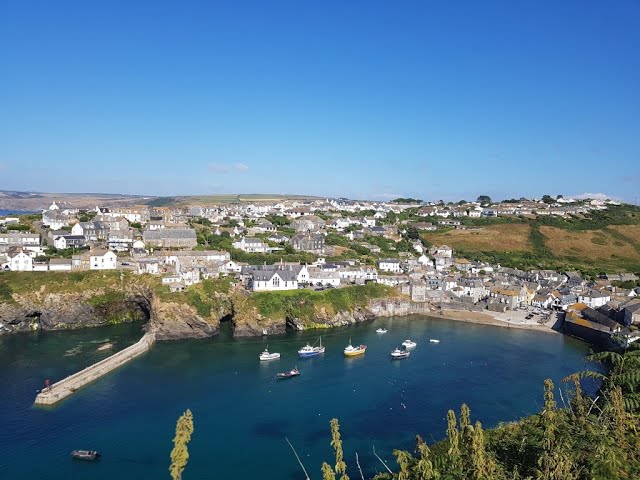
[34,331,155,406]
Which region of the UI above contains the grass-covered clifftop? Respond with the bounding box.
[249,283,399,321]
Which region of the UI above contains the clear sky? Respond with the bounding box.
[1,1,639,202]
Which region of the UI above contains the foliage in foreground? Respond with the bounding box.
[169,409,194,480]
[317,345,640,480]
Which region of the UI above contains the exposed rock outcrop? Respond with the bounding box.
[0,279,433,340]
[0,291,149,334]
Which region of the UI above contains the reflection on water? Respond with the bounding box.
[0,316,597,479]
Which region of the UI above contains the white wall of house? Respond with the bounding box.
[9,252,33,271]
[378,260,401,273]
[252,272,298,291]
[89,251,117,270]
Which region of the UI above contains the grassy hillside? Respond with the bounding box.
[421,205,640,275]
[249,283,398,322]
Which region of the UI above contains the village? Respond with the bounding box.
[1,196,639,344]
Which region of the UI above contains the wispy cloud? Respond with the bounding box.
[373,193,402,199]
[208,163,249,174]
[572,192,616,201]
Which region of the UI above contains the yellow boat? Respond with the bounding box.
[344,340,367,357]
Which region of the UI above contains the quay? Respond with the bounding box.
[34,331,155,406]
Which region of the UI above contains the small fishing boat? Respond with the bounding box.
[391,348,411,359]
[71,450,100,461]
[375,328,387,334]
[276,368,300,379]
[402,339,417,349]
[429,339,440,344]
[259,347,280,361]
[344,339,366,357]
[298,337,325,357]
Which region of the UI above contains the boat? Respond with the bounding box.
[375,328,387,334]
[391,348,411,359]
[276,368,300,379]
[259,347,280,361]
[344,339,367,357]
[402,339,417,349]
[71,450,101,461]
[429,339,440,344]
[298,337,325,357]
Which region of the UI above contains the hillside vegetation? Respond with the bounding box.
[422,205,640,276]
[249,283,398,322]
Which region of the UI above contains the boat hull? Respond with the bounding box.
[344,349,366,357]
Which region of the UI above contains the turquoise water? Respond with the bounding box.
[0,317,595,479]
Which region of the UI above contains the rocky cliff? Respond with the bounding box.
[0,278,432,339]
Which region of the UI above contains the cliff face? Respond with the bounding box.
[0,291,150,334]
[150,292,232,341]
[0,281,431,340]
[284,297,433,331]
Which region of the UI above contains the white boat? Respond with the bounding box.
[375,328,387,334]
[391,348,410,359]
[259,347,281,361]
[401,339,417,349]
[298,337,325,357]
[429,339,440,344]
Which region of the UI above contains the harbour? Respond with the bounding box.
[0,315,596,479]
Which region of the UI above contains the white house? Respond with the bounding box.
[89,249,117,270]
[53,235,87,250]
[7,250,33,272]
[251,270,299,291]
[378,258,402,273]
[232,237,269,253]
[308,268,341,287]
[7,250,33,271]
[577,290,611,309]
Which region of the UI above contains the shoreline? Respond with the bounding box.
[432,308,559,334]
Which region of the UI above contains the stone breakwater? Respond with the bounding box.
[34,332,156,405]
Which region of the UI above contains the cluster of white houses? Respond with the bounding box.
[2,197,640,333]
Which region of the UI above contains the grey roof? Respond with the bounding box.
[143,229,196,240]
[49,258,72,265]
[253,270,298,282]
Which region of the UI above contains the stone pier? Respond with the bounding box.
[34,331,155,406]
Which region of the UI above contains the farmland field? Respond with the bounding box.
[422,223,532,252]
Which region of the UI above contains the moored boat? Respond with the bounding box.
[402,339,417,349]
[391,348,411,359]
[344,339,366,357]
[259,347,281,361]
[298,337,325,357]
[71,450,100,461]
[429,339,440,344]
[276,368,300,379]
[375,328,387,334]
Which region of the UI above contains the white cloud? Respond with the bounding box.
[208,163,249,174]
[572,192,615,201]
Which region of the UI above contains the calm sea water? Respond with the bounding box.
[0,317,595,479]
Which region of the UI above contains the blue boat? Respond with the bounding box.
[298,337,325,357]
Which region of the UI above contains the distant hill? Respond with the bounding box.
[150,193,324,207]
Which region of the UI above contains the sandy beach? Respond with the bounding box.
[435,308,559,334]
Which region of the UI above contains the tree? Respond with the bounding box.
[169,409,195,480]
[541,195,555,204]
[476,196,492,205]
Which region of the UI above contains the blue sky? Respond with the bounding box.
[1,1,639,202]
